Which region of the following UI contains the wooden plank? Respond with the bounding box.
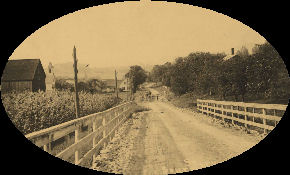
[215,108,281,121]
[78,109,129,165]
[244,112,281,121]
[26,102,133,167]
[26,102,132,143]
[26,112,103,140]
[206,110,275,130]
[242,110,279,121]
[31,134,49,147]
[198,99,287,111]
[56,126,105,161]
[78,134,108,166]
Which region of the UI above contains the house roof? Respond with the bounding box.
[102,79,123,88]
[223,54,240,61]
[1,59,43,81]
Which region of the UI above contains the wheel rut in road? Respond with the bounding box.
[93,100,261,174]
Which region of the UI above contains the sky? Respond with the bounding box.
[9,1,266,69]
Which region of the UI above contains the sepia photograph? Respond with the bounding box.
[0,0,289,174]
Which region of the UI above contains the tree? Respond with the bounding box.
[125,65,147,93]
[148,42,289,104]
[223,55,248,101]
[170,59,188,95]
[236,46,249,57]
[55,79,74,91]
[87,79,106,93]
[248,42,289,101]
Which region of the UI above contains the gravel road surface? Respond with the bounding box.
[92,89,263,174]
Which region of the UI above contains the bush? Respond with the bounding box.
[1,90,120,134]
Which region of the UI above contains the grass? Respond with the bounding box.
[153,86,199,111]
[153,85,288,112]
[131,105,151,113]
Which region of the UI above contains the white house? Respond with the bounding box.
[119,78,130,92]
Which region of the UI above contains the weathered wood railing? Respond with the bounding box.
[197,99,287,133]
[25,101,135,167]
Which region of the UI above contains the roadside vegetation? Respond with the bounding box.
[149,42,290,106]
[1,90,122,135]
[125,65,147,93]
[54,78,106,93]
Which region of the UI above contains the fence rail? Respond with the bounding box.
[25,101,135,167]
[197,99,287,133]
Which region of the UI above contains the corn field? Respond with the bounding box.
[1,90,121,135]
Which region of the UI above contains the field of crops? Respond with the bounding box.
[1,90,122,135]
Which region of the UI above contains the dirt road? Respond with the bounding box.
[93,90,263,174]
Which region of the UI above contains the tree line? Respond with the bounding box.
[149,42,289,104]
[54,78,106,93]
[125,65,147,93]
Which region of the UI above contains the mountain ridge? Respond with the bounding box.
[44,62,153,80]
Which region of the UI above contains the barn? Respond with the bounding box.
[1,59,46,93]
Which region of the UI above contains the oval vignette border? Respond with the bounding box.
[0,0,289,175]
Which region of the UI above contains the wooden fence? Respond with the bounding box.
[25,101,135,168]
[197,99,287,133]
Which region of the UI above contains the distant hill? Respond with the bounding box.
[44,62,153,80]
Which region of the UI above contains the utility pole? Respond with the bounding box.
[126,77,129,101]
[130,77,133,100]
[84,64,89,82]
[115,70,118,98]
[73,46,80,118]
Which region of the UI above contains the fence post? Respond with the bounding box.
[274,109,277,127]
[252,108,255,122]
[43,144,48,152]
[203,102,206,115]
[221,104,224,120]
[199,100,202,113]
[102,115,107,147]
[262,108,267,134]
[231,105,234,125]
[207,102,210,116]
[74,125,80,165]
[244,105,247,128]
[92,119,97,163]
[43,134,52,153]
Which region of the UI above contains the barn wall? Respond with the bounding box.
[1,79,46,93]
[32,63,46,92]
[32,79,46,92]
[1,81,32,92]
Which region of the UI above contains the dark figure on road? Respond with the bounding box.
[157,95,159,101]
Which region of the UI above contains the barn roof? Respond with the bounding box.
[1,59,43,81]
[102,79,123,88]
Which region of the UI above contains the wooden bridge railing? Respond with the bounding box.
[25,101,136,168]
[197,99,287,134]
